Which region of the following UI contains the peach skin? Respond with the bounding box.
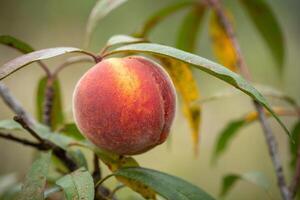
[73,56,176,155]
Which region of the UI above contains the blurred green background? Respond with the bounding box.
[0,0,299,199]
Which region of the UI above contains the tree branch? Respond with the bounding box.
[0,83,35,126]
[93,153,102,182]
[290,147,300,198]
[14,115,44,143]
[205,0,291,199]
[0,131,47,150]
[43,76,55,128]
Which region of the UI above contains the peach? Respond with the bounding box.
[72,56,176,155]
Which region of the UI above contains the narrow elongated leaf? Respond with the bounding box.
[0,120,22,130]
[174,4,205,153]
[221,171,270,197]
[176,4,206,52]
[33,124,78,150]
[0,47,84,80]
[60,123,85,140]
[239,0,284,69]
[114,167,215,200]
[85,0,128,46]
[106,34,146,48]
[197,84,299,109]
[159,58,201,153]
[17,152,51,200]
[106,43,290,136]
[135,2,193,37]
[0,35,34,53]
[36,77,64,129]
[56,168,94,200]
[213,107,296,163]
[209,11,237,71]
[93,147,156,199]
[0,119,79,150]
[213,119,247,163]
[290,120,300,168]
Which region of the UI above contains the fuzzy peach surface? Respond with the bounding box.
[73,56,176,155]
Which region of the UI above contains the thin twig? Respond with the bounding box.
[0,131,47,150]
[43,76,55,128]
[53,56,94,77]
[14,115,78,171]
[80,51,102,63]
[206,0,291,199]
[0,83,35,126]
[14,115,44,143]
[37,61,51,78]
[0,81,79,171]
[290,147,300,198]
[93,153,102,182]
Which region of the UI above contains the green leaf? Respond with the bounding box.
[36,76,64,129]
[60,123,85,140]
[56,167,94,200]
[33,123,78,150]
[106,34,146,48]
[0,47,85,80]
[17,152,51,200]
[0,119,81,150]
[67,149,88,169]
[239,0,285,69]
[114,167,215,200]
[106,42,290,137]
[176,4,206,52]
[135,2,193,37]
[85,0,128,47]
[0,120,22,130]
[290,120,300,168]
[213,119,247,163]
[220,171,270,197]
[92,147,156,199]
[0,35,34,53]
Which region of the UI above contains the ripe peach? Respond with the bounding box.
[72,56,176,155]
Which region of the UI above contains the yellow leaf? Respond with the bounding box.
[158,57,201,154]
[94,148,156,199]
[209,11,237,71]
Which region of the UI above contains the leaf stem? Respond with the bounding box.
[81,51,102,63]
[107,185,125,199]
[205,0,291,199]
[95,174,115,188]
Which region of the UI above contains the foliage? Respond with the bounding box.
[0,0,298,199]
